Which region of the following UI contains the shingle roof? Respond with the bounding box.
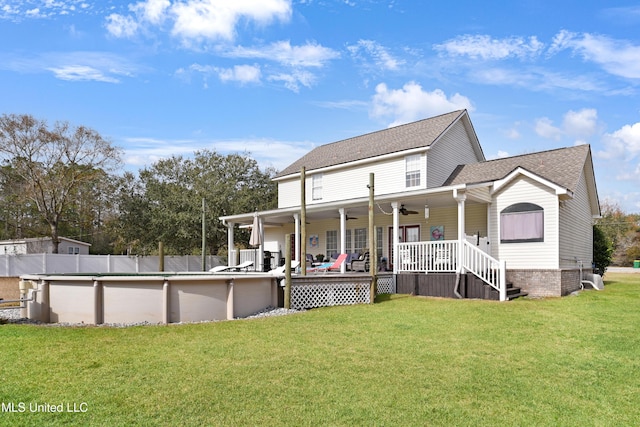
[444,144,591,192]
[276,110,466,178]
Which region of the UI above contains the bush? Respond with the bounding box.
[594,225,613,273]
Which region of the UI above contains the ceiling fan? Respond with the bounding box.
[399,204,419,215]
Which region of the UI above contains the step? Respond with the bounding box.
[506,292,528,300]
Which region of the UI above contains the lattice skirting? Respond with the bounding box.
[291,282,371,310]
[376,274,395,294]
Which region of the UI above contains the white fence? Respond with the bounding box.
[0,254,223,276]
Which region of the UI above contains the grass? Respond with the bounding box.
[1,273,639,426]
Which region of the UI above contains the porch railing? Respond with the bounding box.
[397,240,458,273]
[396,240,506,301]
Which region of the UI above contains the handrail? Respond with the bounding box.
[462,241,506,301]
[397,241,458,273]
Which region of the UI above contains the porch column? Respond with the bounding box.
[391,202,399,274]
[226,221,235,267]
[258,216,264,272]
[339,208,347,273]
[455,190,467,274]
[293,213,300,265]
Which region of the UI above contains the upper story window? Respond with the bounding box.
[500,203,544,243]
[312,174,323,200]
[405,154,421,188]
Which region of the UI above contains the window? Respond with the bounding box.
[354,228,367,253]
[405,154,421,187]
[312,174,323,200]
[345,229,352,253]
[500,203,544,243]
[376,227,383,260]
[326,230,337,258]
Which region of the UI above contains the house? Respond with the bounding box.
[219,110,600,299]
[0,237,91,255]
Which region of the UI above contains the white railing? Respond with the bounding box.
[397,240,458,273]
[462,240,506,301]
[396,240,506,301]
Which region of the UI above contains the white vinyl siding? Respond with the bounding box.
[277,154,427,208]
[491,176,558,269]
[559,171,593,269]
[427,120,482,188]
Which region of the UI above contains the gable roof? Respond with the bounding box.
[276,110,471,178]
[444,144,592,193]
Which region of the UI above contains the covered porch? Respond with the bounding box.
[220,183,508,301]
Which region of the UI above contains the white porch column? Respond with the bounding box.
[226,221,235,267]
[258,216,265,272]
[391,202,399,273]
[339,208,347,273]
[293,213,300,265]
[455,190,467,273]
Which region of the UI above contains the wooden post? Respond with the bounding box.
[285,234,292,309]
[201,197,206,271]
[158,241,164,272]
[368,173,377,303]
[300,167,307,276]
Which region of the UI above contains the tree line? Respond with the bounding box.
[0,114,277,255]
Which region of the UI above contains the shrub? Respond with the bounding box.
[593,225,613,273]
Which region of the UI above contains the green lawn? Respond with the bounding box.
[1,273,639,426]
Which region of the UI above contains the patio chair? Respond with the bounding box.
[350,252,370,272]
[269,260,300,276]
[307,253,348,274]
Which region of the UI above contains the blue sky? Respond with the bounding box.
[2,1,640,212]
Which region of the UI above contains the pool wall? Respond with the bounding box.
[21,273,280,324]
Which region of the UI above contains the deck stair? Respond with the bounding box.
[505,283,528,301]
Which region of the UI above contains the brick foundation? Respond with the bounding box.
[506,269,584,297]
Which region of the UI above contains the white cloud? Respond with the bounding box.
[131,0,170,24]
[217,64,261,84]
[105,13,139,38]
[550,30,640,79]
[226,41,339,68]
[46,65,121,83]
[471,66,604,93]
[347,39,404,71]
[534,117,563,141]
[562,108,598,139]
[0,51,141,83]
[599,121,640,160]
[106,0,292,43]
[434,34,544,60]
[178,63,262,87]
[370,81,473,127]
[122,136,311,171]
[0,0,93,21]
[268,70,316,92]
[535,109,599,142]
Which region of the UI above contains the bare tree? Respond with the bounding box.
[0,114,122,253]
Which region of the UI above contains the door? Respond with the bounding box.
[388,225,420,269]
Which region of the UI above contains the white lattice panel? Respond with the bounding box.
[376,275,395,294]
[291,282,371,310]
